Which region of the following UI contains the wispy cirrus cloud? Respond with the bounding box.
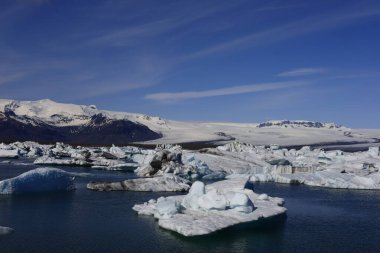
[0,71,30,86]
[15,0,49,5]
[86,1,240,47]
[182,4,380,60]
[145,81,308,102]
[277,68,326,77]
[76,81,154,99]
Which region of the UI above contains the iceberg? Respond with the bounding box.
[34,156,92,167]
[0,168,75,194]
[3,140,380,190]
[368,146,379,157]
[109,145,127,159]
[87,174,190,192]
[133,178,286,236]
[192,142,380,190]
[0,226,14,236]
[133,147,212,180]
[0,149,19,158]
[33,144,138,170]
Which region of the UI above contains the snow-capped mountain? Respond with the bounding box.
[256,120,342,129]
[0,98,379,147]
[0,99,162,145]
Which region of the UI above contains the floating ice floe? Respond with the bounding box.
[133,178,286,236]
[3,140,380,190]
[34,156,92,166]
[32,143,138,170]
[0,168,75,194]
[0,226,14,236]
[87,174,190,192]
[0,149,19,158]
[0,142,48,158]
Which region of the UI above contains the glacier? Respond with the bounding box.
[1,98,380,147]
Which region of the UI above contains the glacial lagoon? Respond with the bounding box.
[1,160,380,253]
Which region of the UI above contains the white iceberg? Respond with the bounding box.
[191,142,380,190]
[368,146,379,157]
[133,148,212,180]
[0,168,75,194]
[133,178,286,236]
[0,149,19,158]
[109,145,126,159]
[0,226,14,236]
[155,198,181,218]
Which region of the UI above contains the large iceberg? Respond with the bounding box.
[0,168,75,194]
[133,178,286,236]
[133,145,212,181]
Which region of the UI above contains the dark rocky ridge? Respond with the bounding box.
[0,111,162,145]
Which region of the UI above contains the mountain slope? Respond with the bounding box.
[0,98,379,147]
[0,99,161,145]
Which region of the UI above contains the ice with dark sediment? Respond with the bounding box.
[87,174,190,192]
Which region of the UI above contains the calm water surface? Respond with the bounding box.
[0,158,380,253]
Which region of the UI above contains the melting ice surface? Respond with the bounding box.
[1,160,380,253]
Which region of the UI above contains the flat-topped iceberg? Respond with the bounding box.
[133,178,286,236]
[87,174,190,192]
[0,149,19,158]
[0,168,75,194]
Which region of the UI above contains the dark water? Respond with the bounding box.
[1,159,380,253]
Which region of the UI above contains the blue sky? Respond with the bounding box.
[1,0,380,127]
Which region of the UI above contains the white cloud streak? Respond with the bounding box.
[86,2,240,47]
[277,68,326,77]
[145,81,308,102]
[0,71,30,86]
